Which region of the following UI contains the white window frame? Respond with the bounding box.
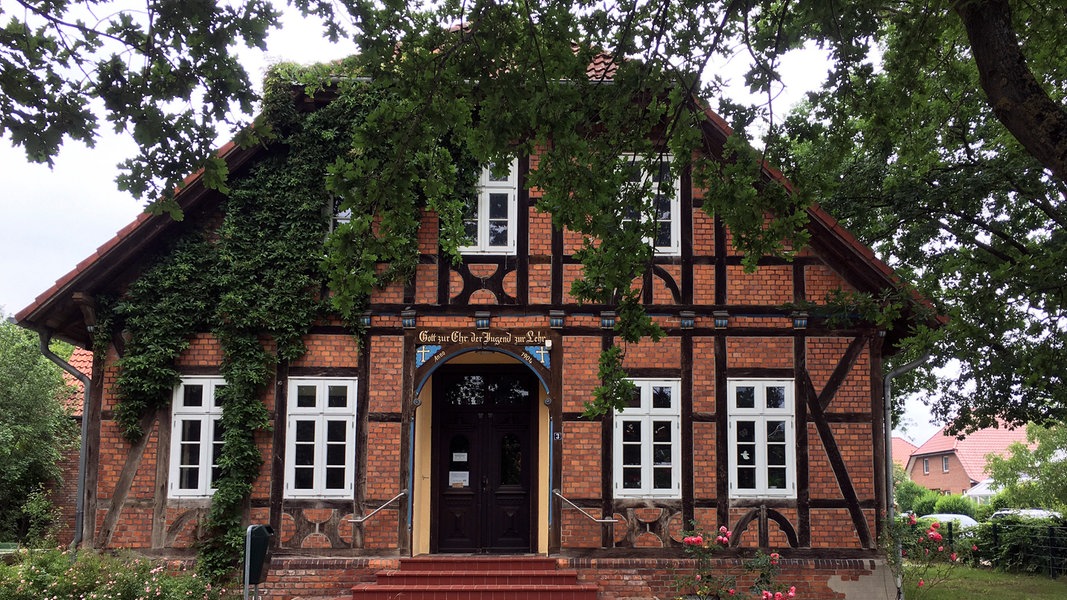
[613,379,682,499]
[727,379,797,499]
[459,159,518,254]
[923,458,930,475]
[942,455,950,473]
[284,377,358,499]
[619,154,681,256]
[169,377,226,498]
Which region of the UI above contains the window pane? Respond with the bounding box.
[652,386,672,409]
[622,467,641,489]
[463,218,478,243]
[489,193,509,219]
[737,467,756,489]
[488,221,508,246]
[655,221,672,248]
[736,421,755,443]
[180,442,200,466]
[183,385,204,407]
[295,420,315,442]
[500,434,521,486]
[654,193,672,220]
[325,467,344,489]
[768,467,787,489]
[487,162,509,182]
[181,420,202,442]
[327,420,346,442]
[297,385,317,408]
[736,386,755,408]
[328,385,348,408]
[653,467,672,489]
[625,386,641,409]
[737,444,756,466]
[652,420,672,442]
[326,444,345,466]
[768,444,786,466]
[622,420,641,442]
[653,444,672,465]
[295,444,314,466]
[180,466,199,490]
[294,467,313,489]
[767,421,786,442]
[623,445,642,466]
[766,386,786,409]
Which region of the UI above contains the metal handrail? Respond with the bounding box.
[552,489,618,523]
[349,489,408,524]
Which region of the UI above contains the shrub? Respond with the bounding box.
[974,503,995,522]
[971,516,1067,575]
[0,548,236,600]
[913,490,941,517]
[896,478,928,513]
[934,494,976,517]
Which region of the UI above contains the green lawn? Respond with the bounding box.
[904,565,1067,599]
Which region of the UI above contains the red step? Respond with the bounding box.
[351,556,599,600]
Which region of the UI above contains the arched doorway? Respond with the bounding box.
[430,365,538,552]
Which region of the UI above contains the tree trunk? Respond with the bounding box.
[954,0,1067,183]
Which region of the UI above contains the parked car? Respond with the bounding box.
[919,513,979,529]
[989,508,1063,521]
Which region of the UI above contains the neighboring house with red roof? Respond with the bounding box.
[905,422,1029,495]
[890,436,917,469]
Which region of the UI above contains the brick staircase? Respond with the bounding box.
[350,556,601,600]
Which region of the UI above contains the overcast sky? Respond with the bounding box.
[0,9,942,446]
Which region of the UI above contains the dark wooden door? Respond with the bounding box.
[433,368,534,553]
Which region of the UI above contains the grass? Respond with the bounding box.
[905,565,1067,599]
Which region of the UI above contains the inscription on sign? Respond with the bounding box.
[417,329,548,345]
[415,329,551,368]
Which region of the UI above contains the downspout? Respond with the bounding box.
[883,352,930,600]
[38,330,92,551]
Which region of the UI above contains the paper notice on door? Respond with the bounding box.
[452,452,468,462]
[448,471,470,487]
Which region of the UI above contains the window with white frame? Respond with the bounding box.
[923,458,930,475]
[285,378,358,499]
[942,455,950,473]
[460,159,518,253]
[329,197,351,232]
[169,377,226,497]
[727,379,796,498]
[614,379,681,498]
[619,154,681,255]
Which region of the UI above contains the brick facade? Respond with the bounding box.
[20,124,920,599]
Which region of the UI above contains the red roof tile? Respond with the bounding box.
[910,421,1030,482]
[61,347,93,416]
[891,436,917,467]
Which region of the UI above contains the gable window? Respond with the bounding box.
[460,159,518,254]
[923,458,930,475]
[613,379,681,499]
[619,155,681,255]
[942,455,950,473]
[169,377,226,497]
[728,379,796,498]
[285,378,358,499]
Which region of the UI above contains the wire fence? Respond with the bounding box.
[943,520,1067,579]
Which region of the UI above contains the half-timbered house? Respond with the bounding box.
[17,80,926,599]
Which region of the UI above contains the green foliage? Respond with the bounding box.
[971,517,1067,575]
[934,495,977,518]
[896,478,930,514]
[987,423,1067,510]
[0,319,78,543]
[913,491,941,518]
[0,548,235,600]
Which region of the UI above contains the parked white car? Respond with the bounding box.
[919,513,980,529]
[989,508,1062,520]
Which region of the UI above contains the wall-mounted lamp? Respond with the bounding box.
[679,311,695,330]
[713,310,729,330]
[600,311,616,329]
[474,311,491,330]
[360,311,372,327]
[792,312,809,330]
[401,310,417,329]
[549,310,565,329]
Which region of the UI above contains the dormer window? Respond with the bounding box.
[460,159,518,254]
[619,155,681,255]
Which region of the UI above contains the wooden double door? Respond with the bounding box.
[432,367,536,553]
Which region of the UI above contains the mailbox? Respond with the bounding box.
[244,524,274,587]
